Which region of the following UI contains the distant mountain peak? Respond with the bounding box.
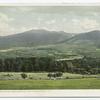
[65,30,100,44]
[90,30,100,33]
[0,29,72,49]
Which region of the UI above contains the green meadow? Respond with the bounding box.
[0,78,100,89]
[0,72,100,89]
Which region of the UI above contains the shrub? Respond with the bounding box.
[3,74,13,77]
[29,77,33,79]
[21,73,27,79]
[47,72,63,79]
[66,76,69,79]
[82,76,85,78]
[47,73,52,79]
[56,72,63,77]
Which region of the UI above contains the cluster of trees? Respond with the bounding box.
[71,57,100,74]
[0,57,55,72]
[0,56,100,74]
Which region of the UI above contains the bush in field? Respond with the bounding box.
[48,73,52,79]
[56,72,63,77]
[21,73,27,79]
[28,75,32,79]
[3,74,12,77]
[47,72,63,79]
[66,76,69,79]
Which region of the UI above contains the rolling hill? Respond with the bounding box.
[0,29,100,58]
[0,29,72,49]
[65,30,100,46]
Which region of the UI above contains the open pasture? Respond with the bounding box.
[0,72,100,89]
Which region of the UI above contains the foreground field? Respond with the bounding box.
[0,78,100,89]
[0,72,100,89]
[0,72,98,80]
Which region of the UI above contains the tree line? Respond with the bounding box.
[0,56,100,74]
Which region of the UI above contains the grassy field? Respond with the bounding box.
[0,78,100,89]
[0,72,100,89]
[0,72,98,80]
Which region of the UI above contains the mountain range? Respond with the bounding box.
[0,29,100,58]
[0,29,72,49]
[65,30,100,45]
[0,29,100,49]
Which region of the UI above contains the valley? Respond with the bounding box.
[0,29,100,89]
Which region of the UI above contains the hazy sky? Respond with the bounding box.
[0,6,100,36]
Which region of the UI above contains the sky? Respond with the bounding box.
[0,6,100,36]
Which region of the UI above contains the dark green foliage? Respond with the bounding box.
[0,56,99,75]
[47,73,52,79]
[47,72,63,79]
[21,73,27,79]
[66,76,69,79]
[56,72,63,77]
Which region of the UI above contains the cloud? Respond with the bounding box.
[45,20,56,24]
[0,12,16,36]
[0,12,9,21]
[63,18,100,33]
[0,6,100,36]
[81,18,100,30]
[17,7,33,12]
[62,18,67,22]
